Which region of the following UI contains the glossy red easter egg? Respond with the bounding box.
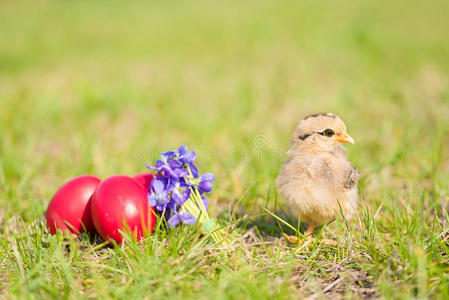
[46,175,100,235]
[91,175,156,243]
[132,173,155,190]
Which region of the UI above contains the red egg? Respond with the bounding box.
[132,173,155,190]
[91,175,156,243]
[46,175,100,235]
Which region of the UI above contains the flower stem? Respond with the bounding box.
[182,167,230,246]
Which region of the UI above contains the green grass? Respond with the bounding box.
[1,0,449,298]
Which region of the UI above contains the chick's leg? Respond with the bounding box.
[283,222,336,246]
[283,221,317,244]
[283,233,299,244]
[306,222,337,246]
[304,222,317,238]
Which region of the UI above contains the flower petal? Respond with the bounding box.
[202,196,209,210]
[183,150,196,163]
[152,179,165,194]
[198,181,213,193]
[201,173,214,183]
[156,202,167,212]
[168,214,181,227]
[148,194,157,207]
[160,167,176,178]
[178,145,188,156]
[189,163,199,178]
[155,160,165,168]
[181,212,196,225]
[145,163,157,170]
[162,150,177,157]
[173,168,188,177]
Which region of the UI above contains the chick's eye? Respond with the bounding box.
[322,129,335,137]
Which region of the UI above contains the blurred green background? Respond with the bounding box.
[1,0,449,297]
[1,0,449,219]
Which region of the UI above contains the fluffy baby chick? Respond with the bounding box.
[276,113,359,244]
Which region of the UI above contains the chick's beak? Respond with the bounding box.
[335,132,355,144]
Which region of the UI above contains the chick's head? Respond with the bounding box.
[290,113,354,153]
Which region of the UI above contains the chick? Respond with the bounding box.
[276,113,359,244]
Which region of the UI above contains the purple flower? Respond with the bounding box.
[161,146,195,164]
[145,145,214,227]
[178,145,196,164]
[148,178,170,211]
[188,163,199,178]
[198,173,214,194]
[146,161,179,180]
[146,145,198,178]
[176,146,199,178]
[168,159,189,177]
[169,179,191,205]
[168,210,196,227]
